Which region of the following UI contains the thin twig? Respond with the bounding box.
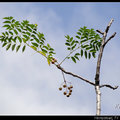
[96,30,104,35]
[105,19,114,33]
[100,84,118,90]
[59,46,80,65]
[103,32,116,47]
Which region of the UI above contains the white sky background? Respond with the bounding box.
[0,2,120,115]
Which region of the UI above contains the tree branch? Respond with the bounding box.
[100,84,118,90]
[56,64,95,86]
[105,19,114,33]
[103,32,116,47]
[95,19,114,86]
[96,30,104,35]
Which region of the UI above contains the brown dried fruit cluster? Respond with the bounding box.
[51,58,57,64]
[59,82,73,97]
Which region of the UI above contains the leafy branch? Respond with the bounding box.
[60,26,102,64]
[0,16,56,65]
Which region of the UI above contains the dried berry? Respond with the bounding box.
[66,94,70,97]
[68,87,71,90]
[51,58,57,64]
[69,92,71,95]
[63,92,67,95]
[69,89,72,93]
[59,87,62,91]
[63,84,67,88]
[70,85,73,88]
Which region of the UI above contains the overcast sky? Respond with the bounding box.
[0,2,120,115]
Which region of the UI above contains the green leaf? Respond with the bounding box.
[17,36,22,43]
[22,45,26,52]
[38,51,46,57]
[3,21,11,24]
[16,45,21,52]
[67,47,71,50]
[12,19,15,23]
[23,34,28,39]
[26,32,31,36]
[31,34,36,38]
[3,24,10,28]
[12,44,16,51]
[11,24,14,28]
[5,31,9,36]
[13,29,18,35]
[75,53,80,56]
[28,24,35,29]
[6,43,11,51]
[15,21,20,25]
[82,44,89,48]
[71,56,76,63]
[92,52,96,58]
[76,35,80,39]
[65,43,70,46]
[74,55,79,60]
[9,16,13,20]
[30,45,37,51]
[70,37,73,42]
[49,48,54,51]
[71,44,76,50]
[80,39,87,44]
[65,35,70,40]
[2,42,7,47]
[47,43,51,48]
[43,45,48,50]
[9,31,13,35]
[81,49,83,57]
[77,32,81,36]
[41,48,47,53]
[47,57,51,66]
[31,42,38,47]
[90,49,96,53]
[26,26,32,32]
[34,38,39,43]
[2,32,5,36]
[22,38,27,43]
[3,17,10,20]
[71,40,75,46]
[85,51,87,59]
[12,36,17,43]
[88,53,91,59]
[16,28,21,32]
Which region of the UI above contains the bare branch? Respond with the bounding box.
[100,84,118,90]
[96,30,104,35]
[103,32,116,47]
[105,18,114,33]
[56,64,95,86]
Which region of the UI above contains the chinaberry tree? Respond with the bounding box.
[0,16,118,115]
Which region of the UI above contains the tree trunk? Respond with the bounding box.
[95,19,114,115]
[95,85,101,115]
